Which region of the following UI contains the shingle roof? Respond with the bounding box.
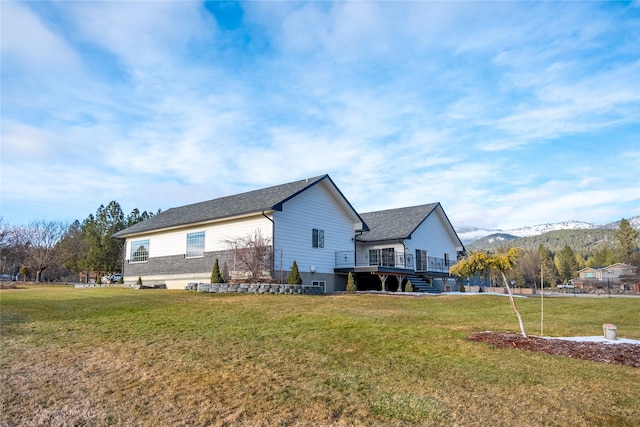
[114,175,330,237]
[358,203,440,242]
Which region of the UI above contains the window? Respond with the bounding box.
[312,280,326,293]
[382,248,395,267]
[312,228,324,248]
[369,249,379,266]
[131,240,149,263]
[369,248,395,267]
[186,231,205,258]
[416,250,427,271]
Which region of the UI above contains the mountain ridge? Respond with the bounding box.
[460,215,640,247]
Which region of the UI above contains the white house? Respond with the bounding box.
[339,203,465,292]
[114,175,465,292]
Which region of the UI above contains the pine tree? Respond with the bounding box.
[211,259,223,283]
[538,245,558,287]
[555,245,578,283]
[136,276,142,286]
[613,219,639,264]
[286,260,303,285]
[346,272,356,292]
[587,246,615,267]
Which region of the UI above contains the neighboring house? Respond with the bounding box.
[114,174,465,292]
[573,263,639,291]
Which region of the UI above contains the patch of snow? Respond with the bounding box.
[544,336,640,345]
[507,221,597,237]
[442,291,526,298]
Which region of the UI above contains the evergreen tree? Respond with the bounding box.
[286,260,303,285]
[211,259,223,283]
[126,208,155,227]
[346,272,356,292]
[613,219,639,264]
[538,245,558,287]
[80,202,126,278]
[404,279,413,293]
[136,276,142,286]
[58,220,86,275]
[586,246,616,267]
[221,261,230,283]
[555,245,578,283]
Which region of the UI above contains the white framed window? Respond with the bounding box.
[369,249,379,266]
[312,280,326,293]
[186,231,205,258]
[131,239,149,263]
[312,228,324,248]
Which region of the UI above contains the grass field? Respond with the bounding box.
[1,286,639,426]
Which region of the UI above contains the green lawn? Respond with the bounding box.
[1,286,639,426]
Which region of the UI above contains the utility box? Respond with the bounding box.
[603,323,617,340]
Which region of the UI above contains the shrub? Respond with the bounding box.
[458,282,465,292]
[221,261,230,283]
[211,259,223,283]
[19,265,29,281]
[136,276,142,286]
[346,272,356,292]
[117,275,124,284]
[286,261,303,285]
[404,280,413,293]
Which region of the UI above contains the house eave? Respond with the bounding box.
[114,210,274,239]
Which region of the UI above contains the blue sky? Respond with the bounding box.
[2,1,639,236]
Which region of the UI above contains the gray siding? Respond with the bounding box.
[124,250,229,278]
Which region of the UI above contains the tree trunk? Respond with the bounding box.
[501,272,527,337]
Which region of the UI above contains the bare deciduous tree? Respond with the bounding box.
[225,229,273,283]
[17,220,68,282]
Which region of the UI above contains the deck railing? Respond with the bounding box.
[336,251,453,273]
[417,256,456,273]
[335,251,414,270]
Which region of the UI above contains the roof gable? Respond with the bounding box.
[114,175,333,237]
[579,263,637,273]
[358,203,464,250]
[602,263,637,271]
[358,203,439,242]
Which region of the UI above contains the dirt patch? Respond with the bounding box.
[468,331,640,368]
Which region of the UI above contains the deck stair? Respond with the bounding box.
[407,275,440,294]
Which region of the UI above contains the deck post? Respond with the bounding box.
[377,274,388,291]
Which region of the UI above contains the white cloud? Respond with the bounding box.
[1,0,638,232]
[1,122,53,158]
[1,1,82,71]
[66,1,217,70]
